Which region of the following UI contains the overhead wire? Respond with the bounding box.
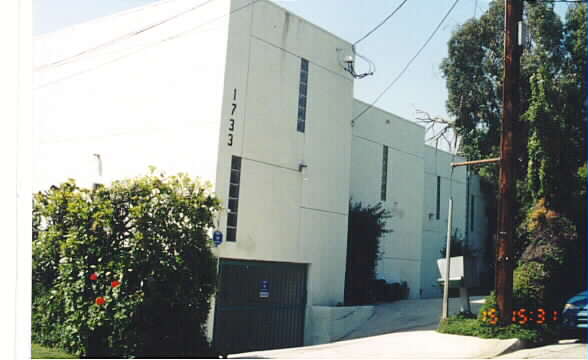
[36,0,218,71]
[351,0,461,126]
[35,0,261,89]
[353,0,409,46]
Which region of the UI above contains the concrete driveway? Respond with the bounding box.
[230,295,523,359]
[340,295,487,341]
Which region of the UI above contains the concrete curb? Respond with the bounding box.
[482,338,526,359]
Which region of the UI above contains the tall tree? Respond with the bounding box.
[440,1,587,287]
[440,1,585,188]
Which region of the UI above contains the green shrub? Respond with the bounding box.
[513,262,548,309]
[344,201,391,305]
[518,200,579,308]
[32,172,221,358]
[450,284,560,346]
[473,289,560,346]
[438,315,553,345]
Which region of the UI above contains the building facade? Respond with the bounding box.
[34,0,490,354]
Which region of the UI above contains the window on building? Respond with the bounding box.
[470,195,475,231]
[436,176,441,220]
[227,156,242,242]
[381,145,388,201]
[297,58,309,133]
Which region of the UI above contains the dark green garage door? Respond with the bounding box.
[213,259,307,356]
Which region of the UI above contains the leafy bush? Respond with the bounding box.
[32,172,221,358]
[474,289,560,346]
[442,271,561,347]
[518,199,579,308]
[344,201,391,305]
[438,315,555,346]
[513,262,548,309]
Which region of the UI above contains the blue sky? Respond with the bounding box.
[33,0,571,148]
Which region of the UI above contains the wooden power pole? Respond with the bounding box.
[496,0,523,326]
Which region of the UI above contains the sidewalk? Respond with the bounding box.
[231,329,521,359]
[230,295,523,359]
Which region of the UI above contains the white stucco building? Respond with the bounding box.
[34,0,491,354]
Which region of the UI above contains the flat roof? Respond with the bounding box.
[353,99,425,130]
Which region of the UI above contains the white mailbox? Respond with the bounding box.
[437,256,479,288]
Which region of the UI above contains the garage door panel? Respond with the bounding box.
[213,259,307,355]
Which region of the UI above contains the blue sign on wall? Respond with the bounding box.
[213,231,223,247]
[259,280,269,298]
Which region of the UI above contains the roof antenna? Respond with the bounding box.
[343,45,375,79]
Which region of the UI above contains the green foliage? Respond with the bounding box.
[444,199,579,345]
[442,1,587,291]
[32,172,221,358]
[441,2,586,190]
[446,291,559,346]
[344,201,392,305]
[438,315,556,346]
[513,262,548,309]
[516,200,579,306]
[32,343,77,359]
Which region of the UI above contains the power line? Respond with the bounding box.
[353,0,409,46]
[36,0,217,71]
[352,0,461,126]
[35,0,261,89]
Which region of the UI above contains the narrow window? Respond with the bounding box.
[470,195,475,231]
[297,58,309,133]
[381,145,388,201]
[227,156,242,242]
[436,176,441,220]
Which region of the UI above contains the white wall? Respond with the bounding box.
[33,0,232,190]
[214,0,354,309]
[308,305,375,345]
[419,146,467,298]
[350,100,425,299]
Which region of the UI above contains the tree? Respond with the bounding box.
[440,1,586,290]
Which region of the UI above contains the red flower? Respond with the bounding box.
[89,273,99,281]
[111,281,121,288]
[95,297,106,306]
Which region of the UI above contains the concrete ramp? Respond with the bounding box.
[341,295,486,340]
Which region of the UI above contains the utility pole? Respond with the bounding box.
[496,0,523,326]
